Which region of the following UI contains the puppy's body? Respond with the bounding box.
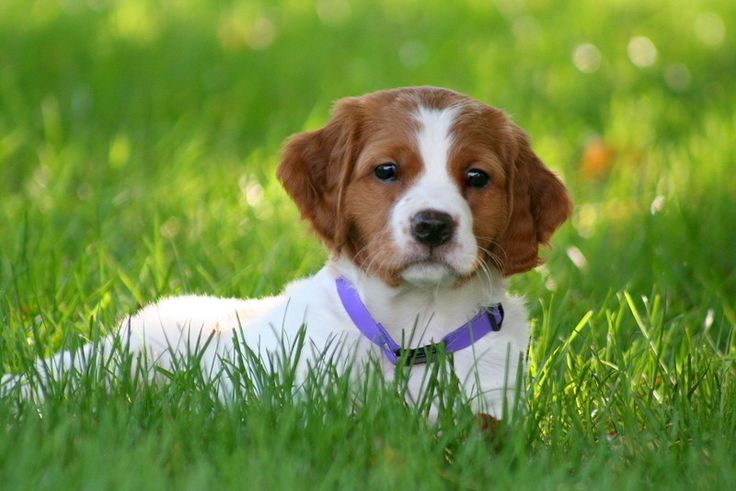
[2,87,571,418]
[14,259,528,415]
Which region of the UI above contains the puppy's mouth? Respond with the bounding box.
[400,256,459,287]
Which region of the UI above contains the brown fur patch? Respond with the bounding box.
[495,127,573,275]
[278,96,363,249]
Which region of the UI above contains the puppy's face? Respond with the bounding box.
[278,87,572,287]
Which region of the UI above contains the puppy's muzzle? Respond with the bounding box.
[410,209,455,248]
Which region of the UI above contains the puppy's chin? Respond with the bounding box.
[400,262,458,288]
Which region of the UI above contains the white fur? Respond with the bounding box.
[391,106,478,286]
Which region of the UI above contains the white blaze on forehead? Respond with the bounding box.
[387,103,478,285]
[413,105,459,179]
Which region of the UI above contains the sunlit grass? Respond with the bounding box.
[1,0,735,489]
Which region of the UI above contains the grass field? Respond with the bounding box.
[1,0,735,489]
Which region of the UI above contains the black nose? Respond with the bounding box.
[410,210,455,247]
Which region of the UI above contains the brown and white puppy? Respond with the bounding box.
[2,87,572,420]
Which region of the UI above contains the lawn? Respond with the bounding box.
[1,0,735,489]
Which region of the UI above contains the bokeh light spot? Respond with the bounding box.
[628,36,657,67]
[246,17,276,50]
[316,0,351,26]
[399,41,428,68]
[573,43,601,73]
[695,12,725,47]
[664,63,691,92]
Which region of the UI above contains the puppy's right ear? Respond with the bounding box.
[277,98,362,250]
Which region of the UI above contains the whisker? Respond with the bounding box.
[476,243,504,273]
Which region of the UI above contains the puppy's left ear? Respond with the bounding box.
[497,127,573,276]
[277,98,362,250]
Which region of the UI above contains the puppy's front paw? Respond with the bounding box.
[476,413,505,450]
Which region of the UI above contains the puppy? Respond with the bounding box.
[2,87,571,420]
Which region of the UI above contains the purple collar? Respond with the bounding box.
[335,277,503,366]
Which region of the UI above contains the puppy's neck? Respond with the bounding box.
[328,255,506,346]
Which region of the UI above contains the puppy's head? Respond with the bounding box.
[278,87,572,287]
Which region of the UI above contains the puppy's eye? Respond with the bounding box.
[374,162,398,182]
[465,168,490,188]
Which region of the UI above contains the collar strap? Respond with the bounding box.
[335,277,503,366]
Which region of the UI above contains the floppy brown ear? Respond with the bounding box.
[277,98,362,250]
[497,127,573,276]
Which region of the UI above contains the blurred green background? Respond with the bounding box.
[1,1,735,489]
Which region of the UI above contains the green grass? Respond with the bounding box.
[1,0,735,488]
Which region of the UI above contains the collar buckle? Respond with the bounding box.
[393,341,446,366]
